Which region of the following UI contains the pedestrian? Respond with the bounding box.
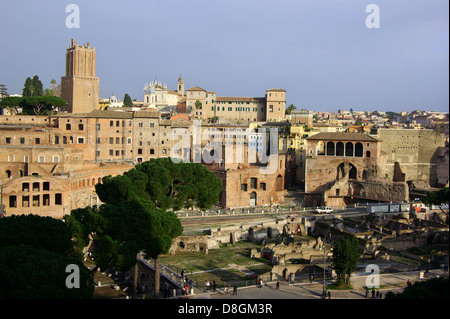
[233,285,238,295]
[376,290,379,299]
[206,280,210,291]
[258,279,261,288]
[260,279,264,288]
[407,279,412,287]
[213,280,216,291]
[365,288,369,298]
[371,289,375,299]
[276,281,280,290]
[379,292,383,299]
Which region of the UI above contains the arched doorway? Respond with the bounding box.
[250,192,257,207]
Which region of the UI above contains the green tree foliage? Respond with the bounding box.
[20,96,67,115]
[123,93,133,107]
[32,75,43,96]
[0,84,8,98]
[0,215,94,299]
[1,95,66,115]
[385,277,449,299]
[0,245,93,299]
[23,77,33,96]
[0,214,74,256]
[285,104,296,115]
[0,96,22,114]
[422,187,449,224]
[66,158,221,287]
[22,75,43,97]
[332,237,361,286]
[195,99,202,109]
[96,158,222,211]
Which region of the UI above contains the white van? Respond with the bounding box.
[314,206,333,214]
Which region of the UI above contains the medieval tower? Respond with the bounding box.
[60,39,99,113]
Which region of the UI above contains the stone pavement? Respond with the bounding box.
[183,268,448,299]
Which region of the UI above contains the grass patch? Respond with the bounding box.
[160,240,270,282]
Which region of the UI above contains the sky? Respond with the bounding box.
[0,0,448,113]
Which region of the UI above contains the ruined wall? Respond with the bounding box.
[377,129,446,187]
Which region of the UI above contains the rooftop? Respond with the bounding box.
[306,132,379,142]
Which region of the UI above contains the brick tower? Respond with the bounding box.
[60,39,99,113]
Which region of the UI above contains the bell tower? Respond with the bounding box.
[177,74,184,95]
[60,39,100,113]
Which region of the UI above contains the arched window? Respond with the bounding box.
[355,142,363,157]
[345,142,354,157]
[316,141,325,155]
[336,142,344,156]
[366,150,371,158]
[326,142,335,156]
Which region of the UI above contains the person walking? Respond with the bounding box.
[276,281,280,290]
[233,285,238,295]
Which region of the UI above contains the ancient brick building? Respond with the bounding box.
[304,132,409,207]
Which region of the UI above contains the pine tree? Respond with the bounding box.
[123,93,133,107]
[23,77,33,96]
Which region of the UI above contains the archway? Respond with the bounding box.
[250,191,257,207]
[349,164,357,179]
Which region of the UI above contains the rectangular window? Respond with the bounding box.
[109,137,114,144]
[22,195,30,208]
[43,182,50,191]
[32,195,40,207]
[241,184,247,192]
[5,137,11,144]
[9,195,17,208]
[260,183,266,190]
[8,155,14,162]
[43,194,50,206]
[55,193,62,205]
[250,178,257,189]
[38,156,45,163]
[35,138,40,144]
[22,183,30,192]
[20,137,25,144]
[77,137,84,144]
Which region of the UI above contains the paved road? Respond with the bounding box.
[194,269,447,299]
